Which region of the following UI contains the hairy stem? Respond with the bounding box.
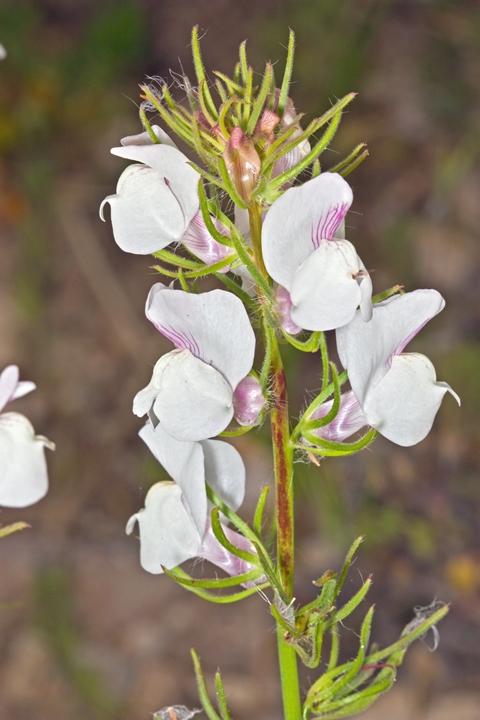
[248,202,301,720]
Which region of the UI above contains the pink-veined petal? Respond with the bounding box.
[364,353,460,446]
[0,412,53,508]
[199,519,258,586]
[134,350,234,442]
[200,438,245,511]
[336,290,446,406]
[111,144,199,227]
[100,164,186,253]
[181,211,234,268]
[126,482,201,573]
[310,390,368,442]
[120,125,178,148]
[262,173,353,291]
[145,285,255,389]
[290,240,369,331]
[139,422,207,537]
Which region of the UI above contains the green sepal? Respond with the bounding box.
[253,485,271,537]
[177,267,190,292]
[192,113,218,172]
[281,330,322,353]
[153,249,203,270]
[169,567,268,604]
[213,71,243,96]
[334,536,365,600]
[297,578,337,625]
[339,149,369,178]
[297,428,378,458]
[277,29,295,119]
[247,62,274,135]
[301,362,341,433]
[139,105,161,144]
[214,272,257,311]
[191,649,222,720]
[306,605,374,711]
[140,84,194,149]
[329,143,367,174]
[229,227,274,299]
[215,671,232,720]
[372,284,404,303]
[324,576,372,631]
[197,179,234,247]
[198,79,217,127]
[206,486,262,547]
[252,540,288,604]
[217,156,249,209]
[210,506,258,564]
[162,564,263,589]
[266,111,343,195]
[327,627,340,672]
[191,27,218,121]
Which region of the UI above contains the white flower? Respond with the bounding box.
[0,365,54,507]
[333,290,460,446]
[262,173,372,331]
[133,284,257,441]
[0,44,7,61]
[126,422,254,577]
[100,131,233,266]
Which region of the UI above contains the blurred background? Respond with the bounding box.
[0,1,479,718]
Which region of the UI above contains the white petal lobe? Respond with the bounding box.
[0,412,50,507]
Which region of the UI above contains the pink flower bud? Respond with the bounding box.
[274,286,302,335]
[233,375,265,426]
[199,520,258,587]
[223,127,261,203]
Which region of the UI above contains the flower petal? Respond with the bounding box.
[262,173,353,291]
[232,376,265,426]
[100,164,187,254]
[200,439,245,511]
[120,125,178,148]
[139,421,207,537]
[0,412,51,507]
[199,520,257,584]
[336,290,446,406]
[290,240,368,331]
[364,353,460,446]
[182,211,233,267]
[126,482,201,573]
[134,350,234,441]
[111,144,199,227]
[0,365,19,412]
[310,390,368,442]
[145,285,255,389]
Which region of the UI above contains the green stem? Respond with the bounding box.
[248,202,301,720]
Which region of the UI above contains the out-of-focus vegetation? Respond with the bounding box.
[0,1,479,719]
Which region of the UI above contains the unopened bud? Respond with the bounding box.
[274,286,302,335]
[233,375,265,426]
[223,126,261,203]
[256,109,280,141]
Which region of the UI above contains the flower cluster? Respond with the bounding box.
[101,36,459,579]
[101,28,460,719]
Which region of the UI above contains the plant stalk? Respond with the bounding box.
[248,202,301,720]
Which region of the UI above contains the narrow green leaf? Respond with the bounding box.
[162,565,263,589]
[139,105,161,144]
[215,672,232,720]
[339,149,369,178]
[372,284,404,303]
[277,29,295,118]
[247,62,274,134]
[191,26,218,120]
[253,486,271,537]
[325,578,372,631]
[327,627,340,672]
[281,330,322,353]
[191,649,222,720]
[329,143,367,174]
[335,536,365,600]
[211,507,258,564]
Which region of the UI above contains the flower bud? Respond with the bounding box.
[233,375,265,426]
[223,126,261,203]
[274,286,302,335]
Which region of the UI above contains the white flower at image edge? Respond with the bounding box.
[100,128,233,267]
[262,172,373,332]
[127,422,255,578]
[134,284,258,441]
[0,365,54,507]
[311,289,460,447]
